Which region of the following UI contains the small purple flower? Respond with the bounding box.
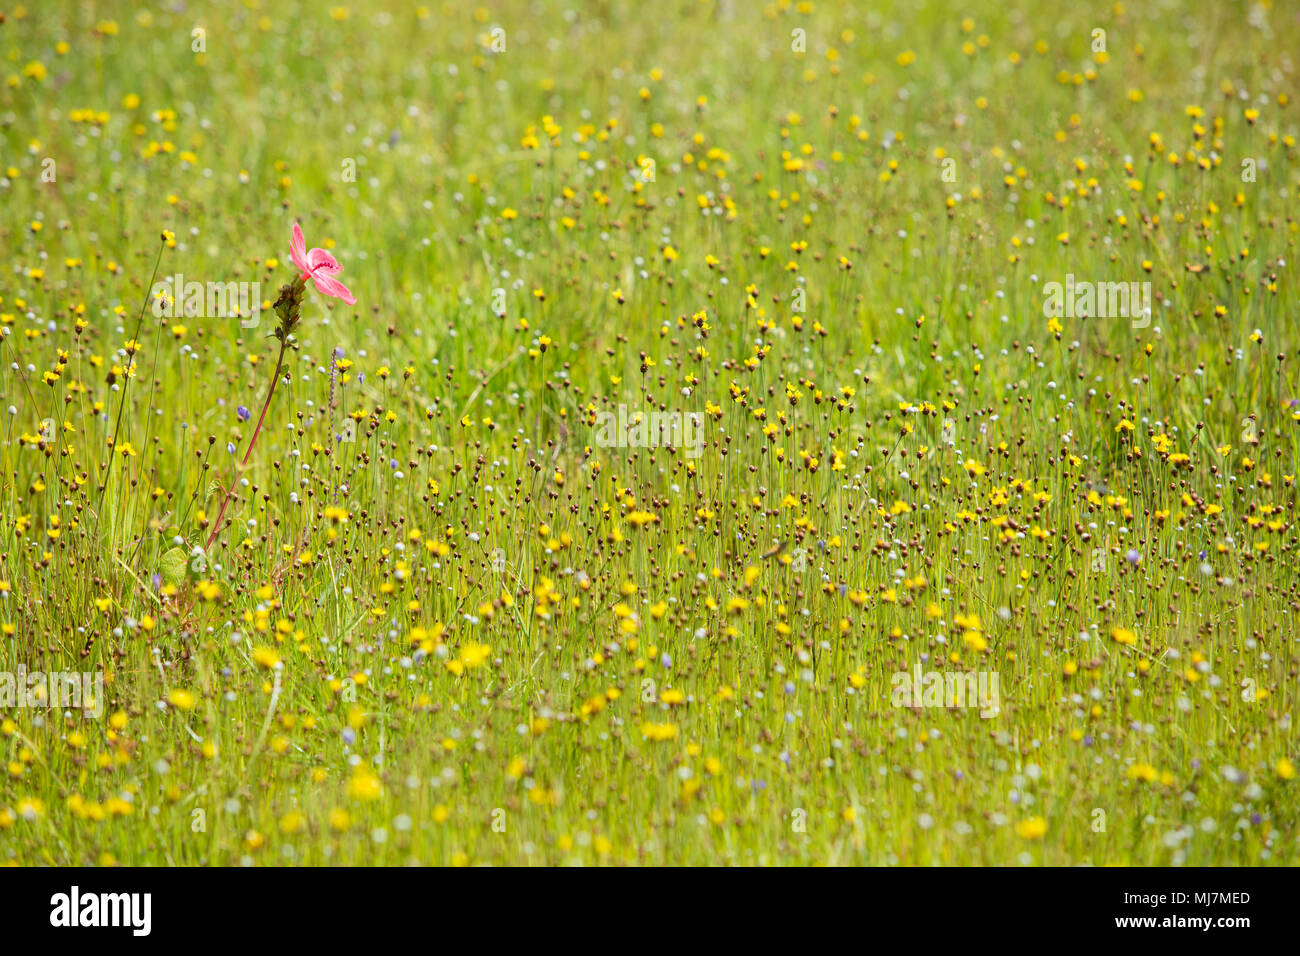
[660,653,672,670]
[226,442,237,455]
[236,405,251,422]
[151,573,162,590]
[341,727,356,746]
[1126,549,1141,566]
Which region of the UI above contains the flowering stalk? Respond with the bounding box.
[202,223,355,554]
[203,276,304,552]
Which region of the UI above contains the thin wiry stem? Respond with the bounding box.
[203,335,289,553]
[97,238,166,515]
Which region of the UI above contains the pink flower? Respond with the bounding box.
[290,222,356,305]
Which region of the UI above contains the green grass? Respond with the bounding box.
[1,0,1298,865]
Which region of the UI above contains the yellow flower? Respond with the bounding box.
[347,768,382,801]
[640,721,678,742]
[458,642,491,669]
[1126,762,1158,783]
[167,689,196,711]
[1015,816,1047,839]
[252,646,281,669]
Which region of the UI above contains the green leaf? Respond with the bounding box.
[160,547,188,587]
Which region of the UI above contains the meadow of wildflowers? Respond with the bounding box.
[1,0,1298,868]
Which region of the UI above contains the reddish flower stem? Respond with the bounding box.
[204,337,289,553]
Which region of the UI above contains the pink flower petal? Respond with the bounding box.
[307,247,340,274]
[290,223,310,274]
[311,272,356,306]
